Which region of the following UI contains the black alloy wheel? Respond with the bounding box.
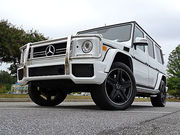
[91,62,136,110]
[151,80,166,107]
[28,82,67,106]
[105,68,133,105]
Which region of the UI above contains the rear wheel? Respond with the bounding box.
[91,62,136,110]
[151,80,166,107]
[28,82,67,106]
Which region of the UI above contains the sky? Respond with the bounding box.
[0,0,180,71]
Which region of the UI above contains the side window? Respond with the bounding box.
[155,45,163,64]
[147,37,155,58]
[133,26,145,52]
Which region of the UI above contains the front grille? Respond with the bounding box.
[72,64,94,77]
[18,69,23,80]
[29,65,65,77]
[33,42,66,58]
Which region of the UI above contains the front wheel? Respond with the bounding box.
[28,82,67,106]
[91,62,136,110]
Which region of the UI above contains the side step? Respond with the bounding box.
[137,86,160,95]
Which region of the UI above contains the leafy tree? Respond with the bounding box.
[0,70,16,84]
[167,45,180,98]
[0,20,47,75]
[0,70,16,93]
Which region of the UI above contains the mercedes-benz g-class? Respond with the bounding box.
[17,21,167,110]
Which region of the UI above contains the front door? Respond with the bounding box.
[132,26,149,87]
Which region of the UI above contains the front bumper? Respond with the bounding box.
[17,59,107,86]
[17,35,107,86]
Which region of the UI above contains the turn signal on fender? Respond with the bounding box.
[102,45,107,51]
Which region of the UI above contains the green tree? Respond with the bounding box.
[0,20,47,75]
[0,71,16,93]
[167,45,180,98]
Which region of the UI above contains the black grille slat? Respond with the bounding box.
[33,42,67,58]
[29,65,65,77]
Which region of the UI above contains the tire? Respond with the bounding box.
[91,62,136,110]
[28,82,67,106]
[151,80,166,107]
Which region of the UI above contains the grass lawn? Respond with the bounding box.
[0,94,29,98]
[0,94,179,102]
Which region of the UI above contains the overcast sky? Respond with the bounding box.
[0,0,180,71]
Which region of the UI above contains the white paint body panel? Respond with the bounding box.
[131,47,149,86]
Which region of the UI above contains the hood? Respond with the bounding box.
[102,38,130,50]
[77,33,131,50]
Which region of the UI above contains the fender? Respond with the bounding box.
[154,73,166,90]
[103,49,133,73]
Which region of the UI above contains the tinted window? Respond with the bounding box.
[133,26,145,52]
[79,24,132,42]
[155,45,163,64]
[147,37,155,58]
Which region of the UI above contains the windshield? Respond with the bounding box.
[78,24,132,42]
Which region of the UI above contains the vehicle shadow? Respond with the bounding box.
[30,103,154,111]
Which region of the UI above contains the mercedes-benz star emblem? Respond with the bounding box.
[45,45,55,56]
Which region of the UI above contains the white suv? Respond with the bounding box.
[17,21,167,110]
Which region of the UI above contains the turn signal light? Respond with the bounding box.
[102,45,107,51]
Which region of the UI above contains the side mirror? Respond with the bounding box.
[133,37,148,48]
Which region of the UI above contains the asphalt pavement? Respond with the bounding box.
[0,102,180,135]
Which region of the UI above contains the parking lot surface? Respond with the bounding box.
[0,102,180,135]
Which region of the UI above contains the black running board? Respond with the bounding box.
[137,86,160,95]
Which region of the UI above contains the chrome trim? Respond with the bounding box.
[29,54,66,60]
[21,35,101,49]
[65,35,71,75]
[56,48,66,51]
[70,54,102,59]
[22,43,30,77]
[73,34,102,41]
[31,37,68,46]
[31,43,66,59]
[20,44,27,50]
[33,51,46,55]
[24,43,30,65]
[31,40,67,48]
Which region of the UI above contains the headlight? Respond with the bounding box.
[81,40,93,53]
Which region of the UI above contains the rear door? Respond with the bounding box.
[146,36,158,88]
